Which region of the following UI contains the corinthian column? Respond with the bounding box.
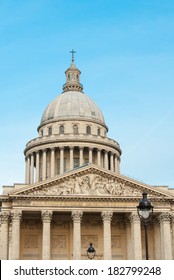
[159,212,172,259]
[71,211,83,260]
[10,210,22,260]
[130,212,142,260]
[41,210,52,260]
[0,211,10,259]
[101,211,113,259]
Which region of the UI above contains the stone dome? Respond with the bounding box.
[40,90,105,125]
[40,58,106,126]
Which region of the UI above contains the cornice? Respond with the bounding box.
[24,135,121,155]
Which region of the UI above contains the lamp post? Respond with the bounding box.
[87,243,96,260]
[137,192,153,260]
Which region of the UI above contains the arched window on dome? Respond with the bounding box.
[86,126,91,135]
[97,128,101,136]
[59,125,64,134]
[68,74,70,81]
[73,124,78,134]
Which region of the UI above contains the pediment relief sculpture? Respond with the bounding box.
[23,174,161,197]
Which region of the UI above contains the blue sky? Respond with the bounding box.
[0,0,174,191]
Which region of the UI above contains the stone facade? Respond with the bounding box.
[0,55,174,260]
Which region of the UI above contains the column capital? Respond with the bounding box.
[101,211,113,222]
[159,212,171,222]
[130,212,140,223]
[0,211,10,224]
[71,211,83,223]
[41,210,53,223]
[11,210,22,222]
[171,213,174,223]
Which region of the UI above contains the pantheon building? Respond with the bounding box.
[0,54,174,260]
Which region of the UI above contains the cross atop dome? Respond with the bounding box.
[63,50,83,92]
[70,49,76,62]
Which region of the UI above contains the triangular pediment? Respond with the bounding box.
[8,164,174,200]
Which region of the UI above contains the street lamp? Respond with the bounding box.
[87,243,96,260]
[137,192,153,260]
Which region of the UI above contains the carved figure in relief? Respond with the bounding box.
[26,173,143,197]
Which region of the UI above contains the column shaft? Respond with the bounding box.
[42,211,52,260]
[60,147,64,174]
[153,216,161,259]
[72,211,83,260]
[110,153,114,172]
[89,148,92,164]
[50,148,55,178]
[30,153,34,184]
[130,213,142,259]
[10,210,22,260]
[70,147,74,170]
[160,213,172,259]
[97,149,101,166]
[101,211,113,259]
[36,151,40,183]
[42,150,47,180]
[79,147,84,166]
[104,151,108,169]
[26,155,30,183]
